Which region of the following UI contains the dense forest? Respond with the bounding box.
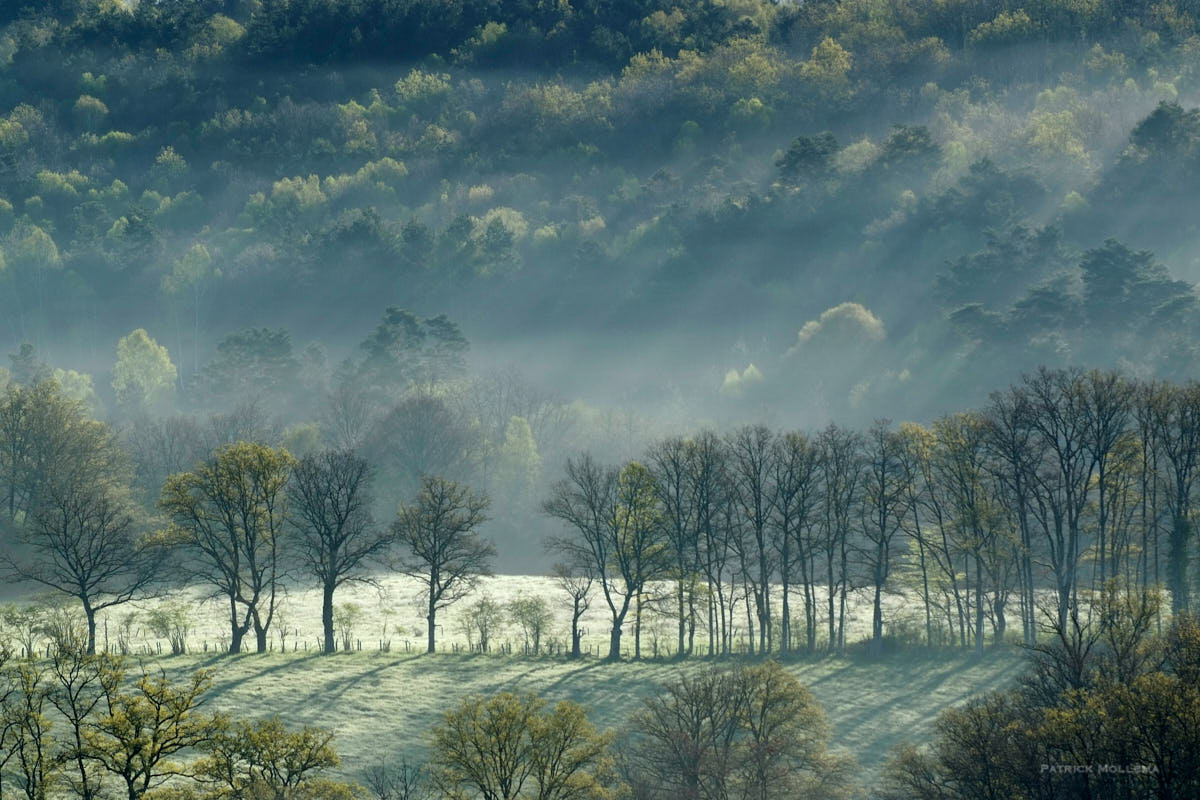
[2,0,1200,424]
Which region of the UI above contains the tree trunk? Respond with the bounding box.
[700,582,710,657]
[827,555,836,653]
[426,610,437,654]
[744,586,755,656]
[780,535,791,655]
[1170,514,1190,614]
[780,580,791,655]
[838,534,849,652]
[607,621,622,661]
[634,589,642,659]
[871,581,883,657]
[84,601,97,655]
[229,596,243,654]
[871,539,885,656]
[677,575,686,658]
[687,588,696,656]
[975,556,985,657]
[918,536,933,647]
[254,616,268,654]
[322,582,336,654]
[758,556,770,655]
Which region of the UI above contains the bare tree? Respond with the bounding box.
[687,431,733,656]
[365,389,480,507]
[624,667,747,800]
[1079,370,1135,590]
[364,758,432,800]
[544,455,636,661]
[726,426,775,654]
[552,562,593,659]
[859,420,909,657]
[816,425,863,653]
[1148,381,1200,615]
[647,436,698,659]
[933,412,1005,656]
[14,478,164,654]
[983,388,1041,646]
[288,450,389,654]
[508,595,552,655]
[203,399,279,452]
[460,594,504,653]
[391,476,492,654]
[2,385,161,655]
[1020,368,1097,630]
[468,369,573,472]
[624,662,855,800]
[770,431,822,654]
[121,415,206,497]
[320,378,379,452]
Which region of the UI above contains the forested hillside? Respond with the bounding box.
[2,0,1200,426]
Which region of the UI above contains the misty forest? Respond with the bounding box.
[3,0,1200,798]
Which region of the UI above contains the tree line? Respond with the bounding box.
[0,373,496,657]
[546,367,1200,660]
[6,364,1200,665]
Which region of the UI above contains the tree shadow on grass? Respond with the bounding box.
[813,650,1026,776]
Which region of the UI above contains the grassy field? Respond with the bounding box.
[4,575,1028,792]
[90,573,972,658]
[154,646,1023,793]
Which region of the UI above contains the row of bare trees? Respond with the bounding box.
[8,366,1200,664]
[545,368,1200,660]
[1,378,497,657]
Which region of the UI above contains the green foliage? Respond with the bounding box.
[199,717,358,800]
[113,328,177,415]
[160,442,296,654]
[499,416,540,496]
[882,608,1200,800]
[358,309,469,394]
[4,0,1200,486]
[194,328,299,408]
[430,691,617,800]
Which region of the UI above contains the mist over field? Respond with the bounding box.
[3,1,1200,798]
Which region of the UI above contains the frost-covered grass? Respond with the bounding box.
[96,573,952,658]
[149,646,1022,790]
[4,575,1027,789]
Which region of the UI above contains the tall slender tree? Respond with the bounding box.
[392,476,492,654]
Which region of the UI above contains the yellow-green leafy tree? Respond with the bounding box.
[430,691,616,800]
[197,717,361,800]
[160,443,295,654]
[112,329,177,416]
